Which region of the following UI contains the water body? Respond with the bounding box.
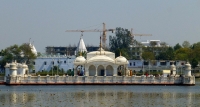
[0,79,200,107]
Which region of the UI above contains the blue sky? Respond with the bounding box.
[0,0,200,53]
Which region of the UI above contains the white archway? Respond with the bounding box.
[89,65,96,76]
[97,65,104,76]
[106,65,113,76]
[117,65,125,76]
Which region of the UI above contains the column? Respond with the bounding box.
[74,66,77,76]
[95,65,97,76]
[113,66,117,76]
[104,65,106,76]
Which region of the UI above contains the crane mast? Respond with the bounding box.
[65,23,115,48]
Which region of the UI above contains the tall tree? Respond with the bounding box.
[174,43,182,51]
[109,27,132,59]
[175,48,191,61]
[156,47,175,60]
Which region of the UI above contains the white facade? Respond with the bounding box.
[128,60,186,71]
[34,55,75,72]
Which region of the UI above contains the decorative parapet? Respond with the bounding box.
[5,75,195,85]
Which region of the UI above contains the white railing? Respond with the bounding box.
[5,75,195,85]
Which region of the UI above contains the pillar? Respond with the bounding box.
[95,65,97,76]
[113,66,117,76]
[184,62,191,76]
[104,65,106,76]
[74,66,77,76]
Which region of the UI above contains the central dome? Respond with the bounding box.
[87,55,115,63]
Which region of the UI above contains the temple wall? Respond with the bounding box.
[5,75,195,85]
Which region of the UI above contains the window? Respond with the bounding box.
[52,61,54,65]
[64,61,66,64]
[160,62,166,65]
[44,61,47,65]
[133,62,135,66]
[130,62,132,66]
[144,61,149,65]
[33,61,35,65]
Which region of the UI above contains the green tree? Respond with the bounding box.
[174,43,182,51]
[76,51,87,58]
[0,43,37,71]
[191,42,200,49]
[190,42,200,61]
[109,27,132,59]
[141,51,155,60]
[191,58,198,68]
[175,48,191,60]
[156,47,175,60]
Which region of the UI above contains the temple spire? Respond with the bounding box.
[76,35,87,54]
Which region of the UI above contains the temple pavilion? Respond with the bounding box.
[73,36,129,77]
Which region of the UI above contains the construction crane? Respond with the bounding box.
[65,23,115,48]
[130,28,152,46]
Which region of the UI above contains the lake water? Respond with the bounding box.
[0,78,200,107]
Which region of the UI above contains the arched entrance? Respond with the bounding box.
[89,65,96,76]
[117,65,125,76]
[75,65,84,76]
[97,65,104,76]
[106,65,113,76]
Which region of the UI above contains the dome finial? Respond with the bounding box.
[80,52,82,56]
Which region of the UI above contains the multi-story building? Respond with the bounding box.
[131,40,169,59]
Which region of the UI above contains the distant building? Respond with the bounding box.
[130,40,169,59]
[141,40,161,47]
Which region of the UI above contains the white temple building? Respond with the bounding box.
[73,37,129,76]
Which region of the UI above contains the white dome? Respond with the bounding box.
[115,56,128,64]
[74,56,86,64]
[87,55,115,63]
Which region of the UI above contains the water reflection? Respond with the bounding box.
[0,86,200,107]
